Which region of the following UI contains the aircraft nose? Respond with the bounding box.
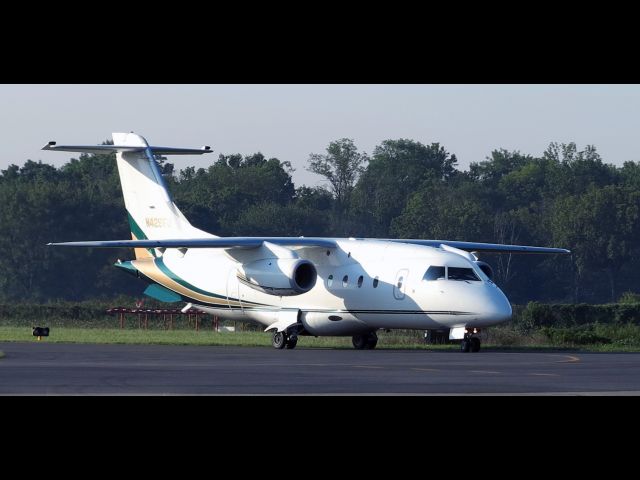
[485,285,512,323]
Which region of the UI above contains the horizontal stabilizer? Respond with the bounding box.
[48,237,337,249]
[389,239,570,255]
[42,142,213,156]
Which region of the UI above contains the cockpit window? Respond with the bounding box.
[447,267,480,281]
[423,266,446,281]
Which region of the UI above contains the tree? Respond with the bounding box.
[543,142,618,196]
[492,211,520,286]
[294,186,334,212]
[550,185,640,302]
[307,139,368,211]
[351,139,458,236]
[0,154,136,301]
[469,149,533,184]
[229,202,331,237]
[391,177,492,241]
[620,161,640,190]
[172,152,296,235]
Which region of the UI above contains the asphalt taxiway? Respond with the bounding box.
[1,343,639,395]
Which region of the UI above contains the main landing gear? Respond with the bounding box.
[352,332,378,350]
[272,331,298,350]
[460,331,481,353]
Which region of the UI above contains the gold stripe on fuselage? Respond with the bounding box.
[132,258,242,307]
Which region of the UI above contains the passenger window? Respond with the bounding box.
[342,275,349,287]
[357,275,363,288]
[373,277,379,288]
[327,275,333,287]
[448,267,480,281]
[423,266,445,281]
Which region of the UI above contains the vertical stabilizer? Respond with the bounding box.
[42,132,215,259]
[112,132,213,258]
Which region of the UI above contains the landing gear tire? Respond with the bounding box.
[272,331,287,349]
[285,335,298,349]
[461,336,481,352]
[366,332,378,350]
[352,334,368,350]
[353,332,378,350]
[272,331,298,350]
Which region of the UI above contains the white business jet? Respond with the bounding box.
[44,133,570,352]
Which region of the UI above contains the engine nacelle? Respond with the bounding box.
[238,258,317,296]
[475,260,494,281]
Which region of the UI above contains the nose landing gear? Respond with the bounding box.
[460,329,481,353]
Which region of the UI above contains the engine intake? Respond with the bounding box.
[238,258,317,296]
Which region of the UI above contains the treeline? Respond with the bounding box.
[1,138,639,304]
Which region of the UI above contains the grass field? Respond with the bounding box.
[2,325,640,352]
[0,326,442,349]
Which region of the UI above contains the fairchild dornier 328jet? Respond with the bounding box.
[44,133,569,352]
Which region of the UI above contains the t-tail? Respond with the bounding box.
[43,132,215,259]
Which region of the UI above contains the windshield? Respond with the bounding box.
[423,266,446,281]
[447,267,480,282]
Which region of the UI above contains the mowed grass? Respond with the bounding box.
[0,326,455,349]
[0,326,274,347]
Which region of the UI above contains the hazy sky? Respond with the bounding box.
[2,84,639,187]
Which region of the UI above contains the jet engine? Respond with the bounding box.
[475,260,494,281]
[238,258,317,296]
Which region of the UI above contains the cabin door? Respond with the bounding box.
[393,269,409,300]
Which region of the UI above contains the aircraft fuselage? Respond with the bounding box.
[129,238,512,336]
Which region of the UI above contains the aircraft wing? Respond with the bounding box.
[48,237,337,249]
[49,237,568,254]
[387,239,570,254]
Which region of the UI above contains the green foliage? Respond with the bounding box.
[391,176,492,240]
[469,149,534,184]
[539,325,611,345]
[550,185,640,301]
[534,323,640,347]
[619,291,640,304]
[229,202,331,236]
[172,152,296,235]
[0,155,135,301]
[351,140,458,236]
[512,301,640,331]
